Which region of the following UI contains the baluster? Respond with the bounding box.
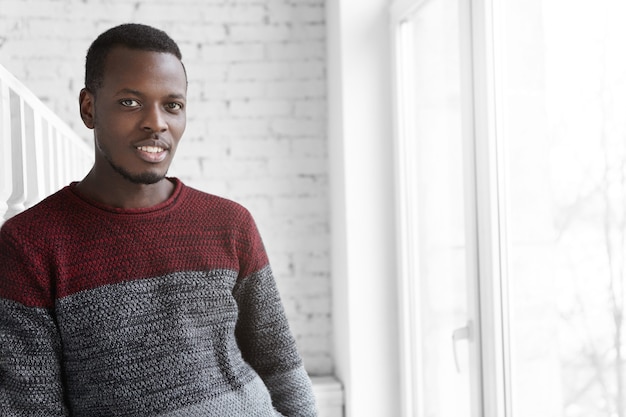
[49,127,62,190]
[23,103,44,209]
[0,78,12,223]
[66,134,75,184]
[68,136,78,183]
[40,119,54,196]
[80,144,91,181]
[73,136,90,182]
[74,135,92,182]
[59,130,70,185]
[5,91,26,219]
[33,111,48,199]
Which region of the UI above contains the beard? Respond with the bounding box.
[93,131,170,185]
[104,152,166,185]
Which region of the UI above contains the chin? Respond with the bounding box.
[126,172,166,185]
[105,154,169,185]
[110,162,166,185]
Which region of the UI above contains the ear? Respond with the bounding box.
[79,88,95,129]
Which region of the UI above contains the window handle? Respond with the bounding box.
[452,322,471,373]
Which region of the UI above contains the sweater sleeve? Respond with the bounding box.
[232,214,317,417]
[0,226,69,417]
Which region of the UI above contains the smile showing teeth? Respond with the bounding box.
[137,145,164,153]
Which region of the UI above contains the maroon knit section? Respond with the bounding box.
[0,179,268,308]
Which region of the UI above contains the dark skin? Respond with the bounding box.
[76,46,187,209]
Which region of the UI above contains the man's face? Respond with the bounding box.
[80,46,187,185]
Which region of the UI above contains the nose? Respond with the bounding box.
[142,104,168,132]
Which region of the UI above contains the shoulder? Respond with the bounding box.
[0,188,76,308]
[178,183,268,275]
[1,186,75,239]
[179,183,255,225]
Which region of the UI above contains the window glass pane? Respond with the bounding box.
[499,1,626,416]
[398,0,471,415]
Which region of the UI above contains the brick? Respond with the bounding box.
[1,1,67,18]
[290,61,325,79]
[229,99,292,117]
[230,137,291,158]
[207,118,270,136]
[271,118,324,136]
[173,25,228,45]
[169,156,202,177]
[267,40,325,61]
[294,100,326,118]
[264,177,326,201]
[200,157,269,179]
[267,4,325,24]
[223,5,267,24]
[286,0,326,5]
[206,81,267,99]
[185,62,229,82]
[299,296,331,315]
[272,194,328,215]
[187,100,230,120]
[200,43,265,63]
[291,137,327,157]
[279,276,328,297]
[267,156,326,176]
[229,24,292,42]
[133,4,266,25]
[228,177,277,197]
[290,23,326,41]
[186,177,231,197]
[228,62,292,81]
[265,80,326,99]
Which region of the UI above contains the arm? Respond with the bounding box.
[0,300,69,417]
[0,227,69,417]
[231,211,317,417]
[233,266,317,417]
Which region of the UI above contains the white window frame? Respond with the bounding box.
[389,0,512,416]
[470,0,511,415]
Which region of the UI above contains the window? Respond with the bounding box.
[501,1,626,416]
[393,0,477,416]
[392,0,626,416]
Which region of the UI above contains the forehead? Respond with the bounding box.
[101,46,187,95]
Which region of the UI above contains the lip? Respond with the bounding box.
[133,138,171,164]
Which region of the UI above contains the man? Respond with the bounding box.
[0,23,317,417]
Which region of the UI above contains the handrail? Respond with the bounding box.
[0,63,93,223]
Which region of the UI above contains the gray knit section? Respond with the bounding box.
[262,366,318,417]
[1,268,315,417]
[158,376,284,417]
[233,266,318,417]
[0,298,68,417]
[54,269,284,417]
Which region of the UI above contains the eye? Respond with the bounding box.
[120,99,140,107]
[166,102,184,111]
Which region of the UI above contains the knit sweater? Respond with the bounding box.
[0,178,317,417]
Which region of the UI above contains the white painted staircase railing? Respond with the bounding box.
[0,63,93,223]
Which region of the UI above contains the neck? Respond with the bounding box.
[75,170,175,209]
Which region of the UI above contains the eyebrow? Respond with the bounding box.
[114,88,186,100]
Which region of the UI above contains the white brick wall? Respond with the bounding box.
[0,0,331,375]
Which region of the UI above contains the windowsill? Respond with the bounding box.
[311,376,344,417]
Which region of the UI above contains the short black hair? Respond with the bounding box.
[84,23,183,93]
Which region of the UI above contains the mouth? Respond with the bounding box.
[137,145,165,154]
[135,143,169,163]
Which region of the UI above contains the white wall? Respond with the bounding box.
[327,0,401,415]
